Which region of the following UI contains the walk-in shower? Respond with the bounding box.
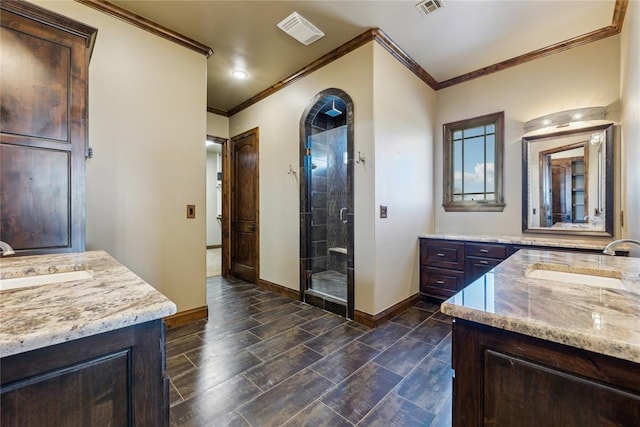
[300,89,354,319]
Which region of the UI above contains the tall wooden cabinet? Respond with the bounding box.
[0,0,96,255]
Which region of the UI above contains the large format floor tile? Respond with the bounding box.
[168,276,453,426]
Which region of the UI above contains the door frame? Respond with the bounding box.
[229,127,260,283]
[299,88,355,319]
[207,135,230,277]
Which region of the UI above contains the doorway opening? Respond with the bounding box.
[300,89,354,319]
[206,135,229,278]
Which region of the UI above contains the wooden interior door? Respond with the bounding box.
[230,128,259,283]
[550,159,572,224]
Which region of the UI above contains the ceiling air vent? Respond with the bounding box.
[277,12,324,46]
[415,0,444,16]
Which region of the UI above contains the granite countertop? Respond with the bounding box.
[441,250,640,363]
[0,250,177,358]
[419,233,613,250]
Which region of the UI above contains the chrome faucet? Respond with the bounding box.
[602,239,640,256]
[0,241,15,256]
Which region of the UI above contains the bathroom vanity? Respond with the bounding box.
[0,251,176,426]
[418,234,626,300]
[441,250,640,426]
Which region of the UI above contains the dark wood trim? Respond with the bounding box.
[75,0,213,57]
[206,135,228,145]
[612,0,629,32]
[1,0,98,60]
[220,0,627,115]
[437,2,626,90]
[227,29,378,116]
[205,134,230,277]
[257,279,299,301]
[206,244,222,250]
[374,29,438,90]
[354,293,421,328]
[207,106,230,117]
[164,306,208,329]
[221,138,231,277]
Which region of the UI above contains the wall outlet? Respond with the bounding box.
[380,205,387,218]
[187,204,196,219]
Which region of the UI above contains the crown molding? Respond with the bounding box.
[226,28,378,117]
[206,107,230,117]
[76,0,213,57]
[77,0,626,115]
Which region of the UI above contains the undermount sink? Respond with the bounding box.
[0,270,94,291]
[525,264,625,290]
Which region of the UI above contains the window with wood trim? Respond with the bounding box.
[443,112,505,212]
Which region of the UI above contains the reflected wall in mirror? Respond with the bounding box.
[522,123,613,236]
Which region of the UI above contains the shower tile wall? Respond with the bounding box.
[310,126,348,275]
[311,142,328,273]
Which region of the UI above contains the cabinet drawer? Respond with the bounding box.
[420,239,465,270]
[421,267,465,299]
[466,242,506,259]
[465,256,502,284]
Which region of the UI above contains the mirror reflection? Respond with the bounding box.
[522,123,613,236]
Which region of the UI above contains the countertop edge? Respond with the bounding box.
[418,233,612,250]
[441,301,639,364]
[1,301,177,359]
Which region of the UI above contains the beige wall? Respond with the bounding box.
[30,1,208,312]
[371,43,436,314]
[207,112,230,139]
[228,42,436,315]
[230,43,376,313]
[435,36,621,239]
[621,0,640,254]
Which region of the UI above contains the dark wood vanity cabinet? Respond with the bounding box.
[420,239,465,298]
[0,320,169,427]
[452,319,640,427]
[419,237,614,300]
[0,1,96,255]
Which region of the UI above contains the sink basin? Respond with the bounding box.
[526,264,625,290]
[0,270,94,291]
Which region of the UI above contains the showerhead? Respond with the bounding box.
[325,100,342,117]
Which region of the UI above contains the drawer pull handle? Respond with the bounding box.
[479,261,489,265]
[436,253,446,257]
[480,249,489,253]
[436,280,445,285]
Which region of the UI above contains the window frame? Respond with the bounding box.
[442,111,505,212]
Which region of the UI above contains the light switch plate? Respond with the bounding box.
[380,205,387,218]
[187,205,196,219]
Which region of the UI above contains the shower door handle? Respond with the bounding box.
[339,207,348,224]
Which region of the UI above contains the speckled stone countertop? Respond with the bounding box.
[441,250,640,363]
[419,233,613,250]
[0,250,177,358]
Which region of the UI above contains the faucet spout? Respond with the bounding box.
[602,239,640,256]
[0,241,15,256]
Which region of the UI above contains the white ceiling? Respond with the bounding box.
[111,1,616,113]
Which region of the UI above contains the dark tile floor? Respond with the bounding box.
[167,276,453,427]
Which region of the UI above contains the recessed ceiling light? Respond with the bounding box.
[542,119,551,125]
[573,113,583,120]
[231,69,248,80]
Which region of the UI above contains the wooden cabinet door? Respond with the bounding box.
[230,128,259,283]
[0,2,96,255]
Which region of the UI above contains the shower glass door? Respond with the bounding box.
[300,90,354,319]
